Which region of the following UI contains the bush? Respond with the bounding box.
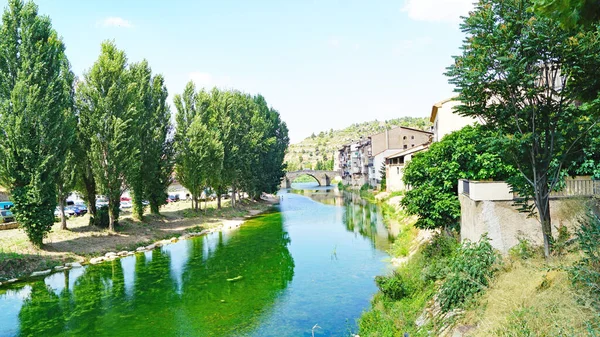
[95,205,119,229]
[422,232,459,260]
[360,183,370,191]
[438,234,501,312]
[570,212,600,309]
[375,271,412,301]
[508,238,537,260]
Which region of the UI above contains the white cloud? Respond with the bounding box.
[188,72,230,89]
[401,0,474,24]
[100,16,134,28]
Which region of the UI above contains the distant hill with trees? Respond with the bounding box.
[285,117,431,172]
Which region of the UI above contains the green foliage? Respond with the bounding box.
[174,84,288,208]
[509,238,538,260]
[533,0,600,28]
[127,61,173,218]
[76,41,136,231]
[570,212,600,309]
[439,235,501,312]
[360,183,370,192]
[401,125,515,229]
[379,163,387,190]
[447,0,600,256]
[0,0,75,245]
[375,271,412,301]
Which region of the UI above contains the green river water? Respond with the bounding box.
[0,183,396,336]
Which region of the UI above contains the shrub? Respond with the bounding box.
[422,232,459,260]
[375,271,412,301]
[438,234,501,312]
[570,212,600,309]
[360,183,370,191]
[95,205,119,229]
[508,238,537,260]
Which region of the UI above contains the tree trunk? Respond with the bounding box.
[535,176,553,258]
[83,177,97,226]
[59,197,67,230]
[217,194,221,209]
[108,206,115,232]
[231,186,236,208]
[131,192,143,221]
[150,201,160,215]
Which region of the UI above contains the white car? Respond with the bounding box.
[54,207,75,217]
[120,200,132,209]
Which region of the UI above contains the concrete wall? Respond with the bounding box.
[433,100,479,142]
[387,164,405,192]
[458,180,514,201]
[459,194,586,254]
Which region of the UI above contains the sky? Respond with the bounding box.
[23,0,474,143]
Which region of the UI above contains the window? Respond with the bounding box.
[403,136,407,140]
[411,136,414,139]
[411,144,415,147]
[397,167,399,174]
[403,145,408,149]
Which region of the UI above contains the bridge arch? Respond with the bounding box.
[282,170,340,189]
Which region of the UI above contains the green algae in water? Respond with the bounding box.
[0,190,393,337]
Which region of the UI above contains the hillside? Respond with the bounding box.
[285,117,432,171]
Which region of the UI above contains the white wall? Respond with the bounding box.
[386,164,405,192]
[433,100,479,142]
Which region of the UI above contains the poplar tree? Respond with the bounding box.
[76,41,136,231]
[0,0,75,245]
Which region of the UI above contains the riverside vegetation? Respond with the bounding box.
[0,0,288,248]
[357,0,600,334]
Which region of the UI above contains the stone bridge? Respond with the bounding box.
[282,170,341,188]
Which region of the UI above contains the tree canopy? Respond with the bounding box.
[401,125,515,230]
[446,0,600,256]
[0,0,75,245]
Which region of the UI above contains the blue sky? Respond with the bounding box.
[27,0,474,143]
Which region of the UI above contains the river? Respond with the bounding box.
[0,182,395,336]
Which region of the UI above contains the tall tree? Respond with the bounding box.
[533,0,600,28]
[144,74,174,215]
[446,0,600,256]
[0,0,75,245]
[76,41,136,231]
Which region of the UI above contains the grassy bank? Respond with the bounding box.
[0,198,273,282]
[357,222,600,336]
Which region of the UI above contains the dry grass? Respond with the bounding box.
[0,198,273,280]
[458,253,598,336]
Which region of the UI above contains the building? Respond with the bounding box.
[368,127,432,187]
[385,144,430,192]
[430,98,479,142]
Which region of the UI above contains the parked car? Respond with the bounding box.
[54,207,75,217]
[166,195,179,203]
[67,205,87,216]
[120,200,132,209]
[96,198,109,208]
[0,209,15,223]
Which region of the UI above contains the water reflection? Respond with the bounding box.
[0,213,294,337]
[290,184,395,252]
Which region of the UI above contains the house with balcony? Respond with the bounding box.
[384,144,430,192]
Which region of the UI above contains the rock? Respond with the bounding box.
[178,235,187,241]
[415,312,428,327]
[90,257,105,264]
[105,252,117,258]
[118,251,128,256]
[145,244,156,250]
[30,269,51,277]
[170,237,178,242]
[136,246,146,252]
[68,262,82,268]
[7,278,18,283]
[54,265,68,271]
[127,251,135,256]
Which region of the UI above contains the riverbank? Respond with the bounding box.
[356,189,600,336]
[0,197,275,282]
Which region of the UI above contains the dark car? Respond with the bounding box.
[166,195,179,203]
[66,205,87,216]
